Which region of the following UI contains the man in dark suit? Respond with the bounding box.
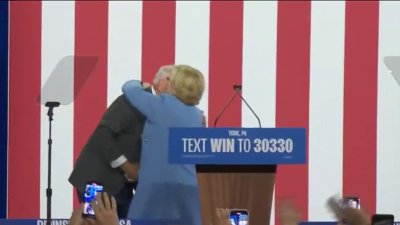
[68,65,174,218]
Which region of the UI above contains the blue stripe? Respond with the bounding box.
[0,1,8,218]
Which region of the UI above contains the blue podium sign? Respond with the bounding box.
[169,127,306,165]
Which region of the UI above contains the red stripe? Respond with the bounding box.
[274,2,311,223]
[141,1,175,82]
[208,1,243,127]
[8,1,41,218]
[342,1,379,215]
[73,2,109,208]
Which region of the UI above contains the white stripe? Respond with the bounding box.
[107,1,142,106]
[242,3,277,224]
[308,1,345,221]
[40,1,75,218]
[242,1,277,128]
[270,187,275,225]
[175,1,210,121]
[376,2,400,219]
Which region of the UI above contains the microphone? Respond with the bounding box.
[45,101,60,119]
[233,84,242,91]
[43,100,61,225]
[213,84,261,128]
[45,101,60,108]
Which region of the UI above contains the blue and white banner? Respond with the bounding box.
[169,127,306,165]
[1,220,399,225]
[0,219,181,225]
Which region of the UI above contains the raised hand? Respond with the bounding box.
[91,192,119,225]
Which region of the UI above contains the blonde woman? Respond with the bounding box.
[122,65,205,225]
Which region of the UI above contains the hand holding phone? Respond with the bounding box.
[91,192,119,225]
[371,214,394,225]
[68,205,85,225]
[327,196,369,225]
[82,182,104,218]
[343,197,360,210]
[229,209,249,225]
[327,196,345,218]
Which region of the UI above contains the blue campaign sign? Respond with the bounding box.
[169,127,306,165]
[0,219,70,225]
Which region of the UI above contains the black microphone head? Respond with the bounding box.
[233,84,242,91]
[45,101,60,107]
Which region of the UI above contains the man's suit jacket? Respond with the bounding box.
[69,94,145,195]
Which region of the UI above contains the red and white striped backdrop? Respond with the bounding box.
[7,1,400,223]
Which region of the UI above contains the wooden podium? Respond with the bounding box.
[197,165,276,225]
[169,127,305,225]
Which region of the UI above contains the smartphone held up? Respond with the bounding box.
[229,209,249,225]
[342,197,360,210]
[82,182,104,217]
[371,214,394,225]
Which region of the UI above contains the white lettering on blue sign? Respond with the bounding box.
[169,127,305,164]
[36,220,69,225]
[182,138,207,153]
[210,138,235,152]
[119,220,131,225]
[253,138,293,153]
[228,130,247,137]
[34,220,131,225]
[237,138,251,153]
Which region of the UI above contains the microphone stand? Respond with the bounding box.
[237,89,261,128]
[213,87,240,127]
[206,85,263,172]
[213,84,261,128]
[45,102,60,225]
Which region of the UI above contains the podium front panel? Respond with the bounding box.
[197,165,276,225]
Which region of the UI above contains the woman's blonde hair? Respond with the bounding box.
[170,65,205,105]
